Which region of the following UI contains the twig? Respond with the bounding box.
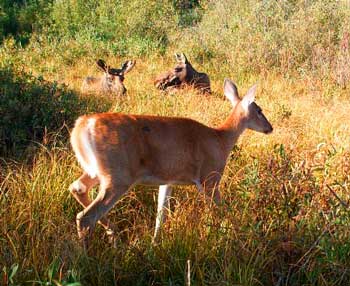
[326,184,349,209]
[286,224,331,284]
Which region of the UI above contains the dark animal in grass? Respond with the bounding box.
[155,53,211,94]
[81,59,135,96]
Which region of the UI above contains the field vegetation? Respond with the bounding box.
[1,0,350,285]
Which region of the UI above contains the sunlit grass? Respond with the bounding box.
[1,2,350,282]
[1,56,350,284]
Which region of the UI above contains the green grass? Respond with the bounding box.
[1,0,350,285]
[1,86,350,285]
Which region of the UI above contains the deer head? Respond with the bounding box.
[96,59,136,95]
[223,79,273,134]
[173,53,192,82]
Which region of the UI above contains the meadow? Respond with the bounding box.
[1,1,350,285]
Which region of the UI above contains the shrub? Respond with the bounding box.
[175,0,350,84]
[0,67,88,156]
[47,0,178,56]
[0,0,52,44]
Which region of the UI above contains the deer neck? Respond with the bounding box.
[186,64,198,80]
[216,106,246,156]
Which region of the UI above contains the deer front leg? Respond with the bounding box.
[202,173,222,205]
[153,185,172,243]
[69,173,116,243]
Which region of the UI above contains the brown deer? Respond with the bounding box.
[155,53,211,94]
[81,59,135,96]
[69,79,273,247]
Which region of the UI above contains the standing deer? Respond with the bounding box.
[155,53,211,94]
[81,59,135,96]
[69,79,273,247]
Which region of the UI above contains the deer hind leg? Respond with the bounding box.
[76,177,129,249]
[69,172,116,242]
[153,185,172,243]
[69,172,98,206]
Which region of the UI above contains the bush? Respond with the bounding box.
[39,0,207,57]
[0,67,88,156]
[0,0,52,44]
[175,0,350,82]
[46,0,178,56]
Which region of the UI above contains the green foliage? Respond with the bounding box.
[0,0,52,44]
[173,0,204,27]
[0,67,85,156]
[1,144,350,285]
[2,0,350,84]
[2,263,19,285]
[1,1,350,285]
[177,0,350,82]
[47,0,178,56]
[0,0,208,57]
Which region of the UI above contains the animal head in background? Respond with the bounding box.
[154,53,211,94]
[81,59,136,96]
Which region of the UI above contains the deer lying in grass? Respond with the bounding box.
[81,59,135,96]
[155,53,211,94]
[69,79,273,247]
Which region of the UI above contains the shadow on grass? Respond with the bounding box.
[0,66,113,159]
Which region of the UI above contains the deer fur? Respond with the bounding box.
[69,79,273,247]
[81,59,135,96]
[155,53,211,94]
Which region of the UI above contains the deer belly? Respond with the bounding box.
[136,174,195,186]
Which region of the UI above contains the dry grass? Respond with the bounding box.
[1,52,350,285]
[2,1,350,284]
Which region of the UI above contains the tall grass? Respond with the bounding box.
[2,1,350,84]
[1,76,350,284]
[175,0,350,83]
[1,0,350,285]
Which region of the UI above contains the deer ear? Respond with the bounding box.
[223,78,240,107]
[241,84,257,112]
[175,53,187,64]
[97,59,107,72]
[120,60,136,75]
[180,53,188,63]
[96,59,108,73]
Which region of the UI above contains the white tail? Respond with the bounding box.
[69,79,273,246]
[81,59,135,96]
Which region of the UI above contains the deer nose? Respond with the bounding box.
[264,126,273,134]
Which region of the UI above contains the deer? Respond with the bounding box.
[81,59,135,96]
[69,79,273,247]
[154,53,211,94]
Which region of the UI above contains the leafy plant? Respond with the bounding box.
[0,66,87,156]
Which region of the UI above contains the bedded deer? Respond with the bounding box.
[155,53,211,94]
[81,59,135,96]
[69,79,273,247]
